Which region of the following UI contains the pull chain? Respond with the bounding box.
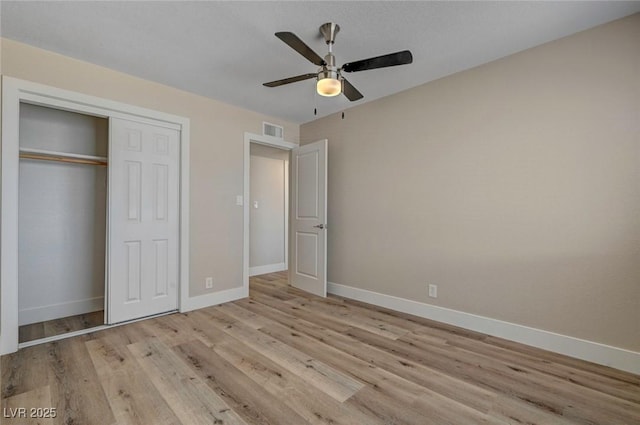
[313,85,318,116]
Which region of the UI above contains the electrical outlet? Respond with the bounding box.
[205,277,213,289]
[428,284,438,298]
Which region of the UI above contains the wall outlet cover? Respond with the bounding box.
[428,284,438,298]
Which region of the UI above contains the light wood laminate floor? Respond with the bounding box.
[2,271,639,424]
[18,310,105,343]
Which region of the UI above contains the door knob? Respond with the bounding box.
[313,224,326,229]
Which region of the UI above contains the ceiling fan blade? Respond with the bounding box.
[263,73,317,88]
[342,78,363,101]
[342,50,413,73]
[275,32,326,66]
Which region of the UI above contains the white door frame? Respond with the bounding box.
[0,77,190,354]
[243,132,297,295]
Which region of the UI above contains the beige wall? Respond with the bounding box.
[301,14,640,351]
[1,38,300,297]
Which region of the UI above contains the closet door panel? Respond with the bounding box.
[153,239,169,298]
[126,161,142,221]
[153,164,169,221]
[109,118,179,324]
[125,241,142,302]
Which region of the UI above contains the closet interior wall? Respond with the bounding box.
[18,103,108,326]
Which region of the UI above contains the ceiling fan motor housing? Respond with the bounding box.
[320,53,339,76]
[318,68,340,82]
[317,51,341,96]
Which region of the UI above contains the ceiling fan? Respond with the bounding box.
[263,23,413,101]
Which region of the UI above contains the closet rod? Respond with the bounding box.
[19,153,108,166]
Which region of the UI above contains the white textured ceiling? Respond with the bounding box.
[2,1,639,124]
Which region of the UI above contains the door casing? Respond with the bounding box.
[242,133,297,295]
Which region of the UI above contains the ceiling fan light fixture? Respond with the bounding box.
[264,23,412,103]
[317,69,341,97]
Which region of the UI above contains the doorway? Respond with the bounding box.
[242,133,297,294]
[242,133,328,298]
[17,103,108,343]
[249,144,289,277]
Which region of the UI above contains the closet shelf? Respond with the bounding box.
[19,147,108,166]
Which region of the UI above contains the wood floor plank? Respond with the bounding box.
[485,335,640,386]
[213,334,385,425]
[187,309,241,348]
[434,328,640,404]
[216,302,271,330]
[238,294,588,423]
[2,344,51,399]
[284,296,411,340]
[86,331,180,425]
[45,336,116,425]
[343,325,639,424]
[173,339,308,425]
[1,385,54,425]
[19,311,104,344]
[198,306,365,402]
[137,312,207,347]
[404,331,640,424]
[346,385,467,425]
[105,319,156,346]
[128,338,248,425]
[237,298,497,414]
[18,323,45,344]
[259,322,501,424]
[241,299,495,424]
[487,393,579,425]
[248,289,353,333]
[351,297,640,393]
[250,280,300,301]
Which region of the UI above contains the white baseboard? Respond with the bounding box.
[328,282,640,375]
[249,262,286,277]
[19,296,104,326]
[181,285,247,312]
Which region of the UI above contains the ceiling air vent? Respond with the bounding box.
[263,122,284,139]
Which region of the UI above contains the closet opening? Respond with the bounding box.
[2,77,190,354]
[17,103,108,343]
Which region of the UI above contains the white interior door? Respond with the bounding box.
[290,139,327,297]
[108,118,179,324]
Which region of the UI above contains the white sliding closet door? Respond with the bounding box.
[108,118,179,324]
